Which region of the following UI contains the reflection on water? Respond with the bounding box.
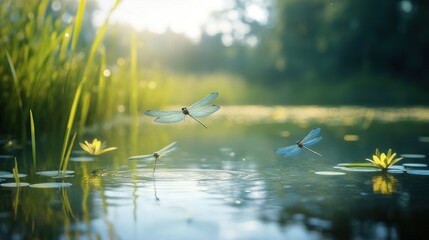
[1,106,429,239]
[372,174,398,195]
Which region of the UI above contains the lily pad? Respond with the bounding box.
[0,171,11,175]
[403,163,428,168]
[407,170,429,176]
[388,165,405,170]
[334,166,381,172]
[30,182,72,188]
[315,171,346,176]
[387,169,405,174]
[0,173,27,178]
[70,156,95,162]
[337,163,377,168]
[1,182,30,187]
[400,154,426,159]
[36,170,75,177]
[0,155,14,159]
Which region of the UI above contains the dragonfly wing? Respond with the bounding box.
[188,92,219,110]
[157,141,179,154]
[128,154,156,161]
[160,146,181,157]
[283,147,302,157]
[145,110,182,117]
[275,145,298,155]
[189,105,220,117]
[303,137,322,147]
[154,113,184,123]
[301,128,321,143]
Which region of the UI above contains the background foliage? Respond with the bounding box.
[1,0,429,140]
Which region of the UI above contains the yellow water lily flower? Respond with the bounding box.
[365,148,403,170]
[79,139,117,156]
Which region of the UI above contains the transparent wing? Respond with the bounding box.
[154,113,185,123]
[275,144,298,155]
[160,146,181,157]
[188,92,219,110]
[128,154,156,161]
[145,110,182,117]
[282,147,302,157]
[303,136,322,147]
[301,128,321,143]
[157,141,179,154]
[189,105,220,117]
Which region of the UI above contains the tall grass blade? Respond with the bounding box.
[59,84,82,172]
[61,132,77,175]
[130,31,139,119]
[96,46,106,117]
[6,51,23,111]
[78,92,91,135]
[36,0,50,29]
[30,109,37,169]
[85,0,121,76]
[71,0,86,51]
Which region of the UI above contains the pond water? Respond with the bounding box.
[1,106,429,239]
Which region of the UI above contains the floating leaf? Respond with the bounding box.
[334,166,381,172]
[30,182,72,188]
[337,163,377,168]
[69,156,95,162]
[36,170,74,177]
[403,163,428,168]
[407,170,429,176]
[1,182,30,187]
[400,154,426,159]
[0,173,27,178]
[315,171,346,176]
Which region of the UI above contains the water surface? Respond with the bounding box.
[1,106,429,239]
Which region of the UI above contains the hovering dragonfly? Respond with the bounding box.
[144,92,220,128]
[128,141,181,173]
[276,128,323,157]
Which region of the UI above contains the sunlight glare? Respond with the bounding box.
[95,0,227,41]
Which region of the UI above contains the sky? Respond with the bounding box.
[94,0,269,43]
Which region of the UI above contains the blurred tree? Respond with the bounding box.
[273,0,429,85]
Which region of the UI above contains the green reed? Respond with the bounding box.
[30,109,37,169]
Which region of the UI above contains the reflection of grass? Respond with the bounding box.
[12,158,20,185]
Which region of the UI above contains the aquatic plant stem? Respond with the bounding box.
[30,110,37,169]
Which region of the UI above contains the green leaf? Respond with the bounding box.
[337,163,378,168]
[30,109,37,169]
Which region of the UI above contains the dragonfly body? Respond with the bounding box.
[129,142,180,173]
[145,92,220,128]
[276,128,323,158]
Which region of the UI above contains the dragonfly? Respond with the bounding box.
[144,92,220,128]
[128,141,181,173]
[275,128,323,157]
